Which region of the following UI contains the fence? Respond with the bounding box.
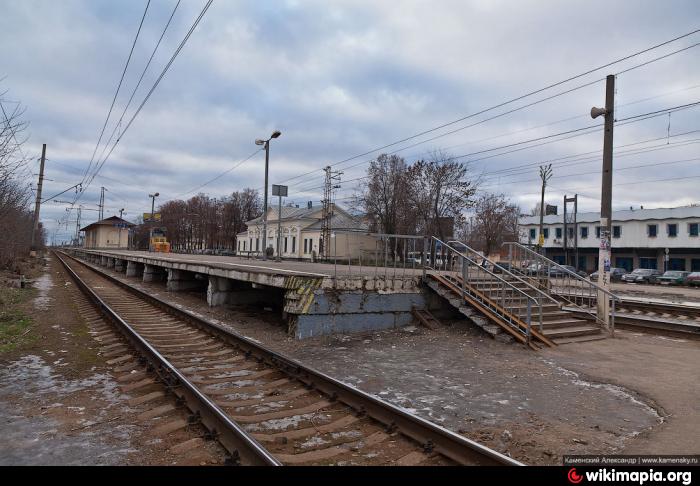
[502,241,619,334]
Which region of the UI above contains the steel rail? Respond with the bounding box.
[55,251,282,466]
[58,250,522,466]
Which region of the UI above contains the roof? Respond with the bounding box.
[246,205,323,224]
[519,205,700,225]
[303,211,368,231]
[80,216,135,232]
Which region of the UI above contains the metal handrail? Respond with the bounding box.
[503,241,620,333]
[447,240,559,307]
[427,237,539,341]
[504,241,619,299]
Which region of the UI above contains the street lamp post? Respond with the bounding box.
[148,193,159,252]
[255,130,281,261]
[118,208,126,249]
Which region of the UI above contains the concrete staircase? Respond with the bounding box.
[427,273,605,346]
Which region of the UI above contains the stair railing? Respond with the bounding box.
[447,240,559,308]
[426,237,539,342]
[502,241,620,333]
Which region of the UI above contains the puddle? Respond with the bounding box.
[32,273,54,311]
[0,355,134,465]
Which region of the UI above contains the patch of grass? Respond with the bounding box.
[0,287,36,354]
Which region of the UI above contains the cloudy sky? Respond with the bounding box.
[1,0,699,243]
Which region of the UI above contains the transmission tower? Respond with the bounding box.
[320,166,342,259]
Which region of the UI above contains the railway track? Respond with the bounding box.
[56,251,520,466]
[612,299,700,336]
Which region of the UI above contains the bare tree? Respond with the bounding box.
[467,193,519,257]
[156,189,261,252]
[0,89,37,269]
[353,154,415,235]
[407,151,478,240]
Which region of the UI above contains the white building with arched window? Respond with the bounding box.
[236,202,376,260]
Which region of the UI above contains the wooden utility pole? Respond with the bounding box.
[538,164,552,253]
[592,74,615,330]
[30,144,47,256]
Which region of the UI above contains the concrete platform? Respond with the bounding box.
[66,249,431,339]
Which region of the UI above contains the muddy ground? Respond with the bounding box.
[2,254,698,465]
[0,255,225,465]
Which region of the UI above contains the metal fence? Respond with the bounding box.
[502,241,619,334]
[326,230,428,280]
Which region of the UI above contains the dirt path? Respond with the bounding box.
[543,330,700,455]
[0,255,226,465]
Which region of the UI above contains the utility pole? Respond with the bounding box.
[148,193,159,252]
[30,143,47,256]
[321,166,342,260]
[119,208,126,249]
[98,187,107,220]
[538,164,553,253]
[591,74,615,330]
[75,206,82,246]
[563,194,578,267]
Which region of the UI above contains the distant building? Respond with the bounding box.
[81,216,134,249]
[518,205,700,272]
[238,203,376,260]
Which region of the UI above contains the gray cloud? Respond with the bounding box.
[1,0,699,242]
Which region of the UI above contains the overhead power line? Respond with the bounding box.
[94,0,182,171]
[272,28,700,188]
[82,0,151,186]
[75,0,214,206]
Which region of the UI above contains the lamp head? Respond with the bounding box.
[255,139,265,146]
[590,107,608,119]
[271,130,281,139]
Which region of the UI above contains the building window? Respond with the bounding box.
[596,226,601,238]
[292,237,296,253]
[284,237,288,253]
[580,227,588,239]
[555,228,562,239]
[648,224,657,238]
[529,228,536,240]
[568,227,574,239]
[668,223,678,237]
[669,258,685,271]
[640,257,657,270]
[303,239,308,254]
[613,226,621,238]
[689,223,699,237]
[543,228,549,239]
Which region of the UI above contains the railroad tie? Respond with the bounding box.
[253,414,360,443]
[274,431,388,465]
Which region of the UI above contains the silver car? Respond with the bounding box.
[621,268,662,284]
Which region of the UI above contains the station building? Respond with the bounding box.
[81,216,134,249]
[237,203,377,260]
[518,205,700,273]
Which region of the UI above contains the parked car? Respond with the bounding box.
[548,265,578,277]
[526,263,545,275]
[493,262,513,273]
[687,272,700,287]
[657,271,691,286]
[621,268,662,284]
[589,267,628,282]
